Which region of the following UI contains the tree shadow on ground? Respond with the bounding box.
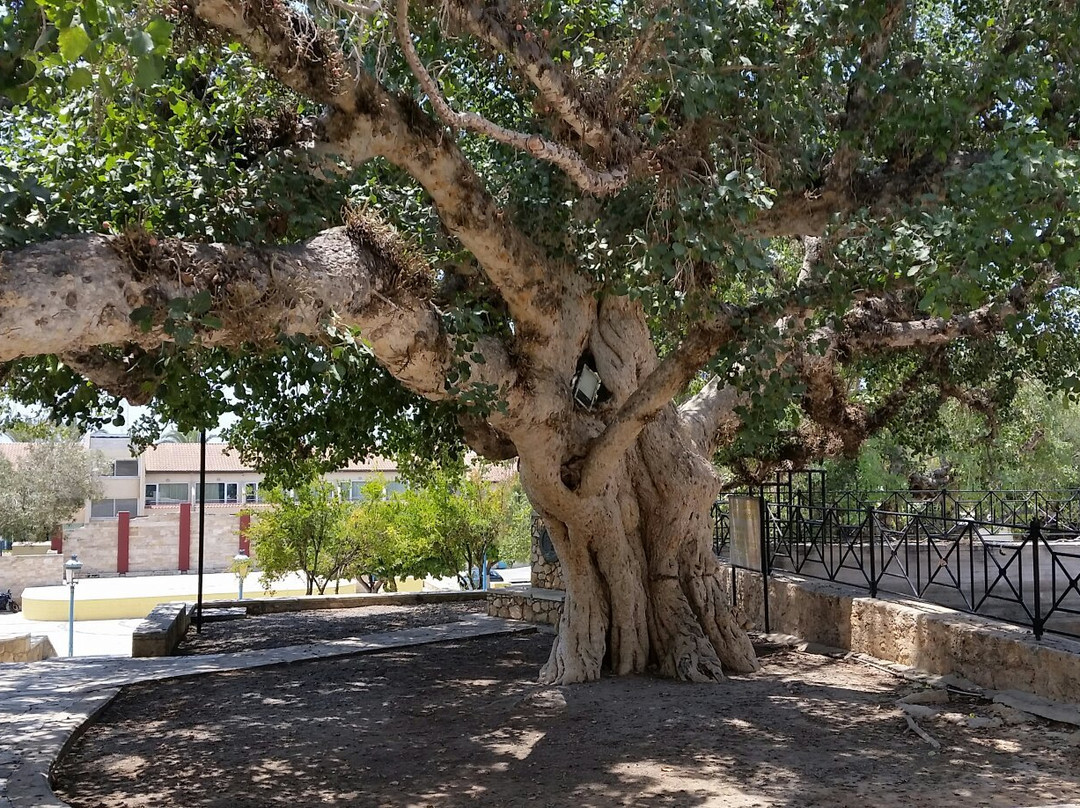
[176,602,488,655]
[54,633,1080,808]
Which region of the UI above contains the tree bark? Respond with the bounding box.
[510,299,759,684]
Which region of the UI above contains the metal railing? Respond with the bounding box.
[712,484,1080,642]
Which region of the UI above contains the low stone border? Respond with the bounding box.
[0,634,55,663]
[130,602,190,658]
[721,563,1080,704]
[487,587,563,626]
[207,589,487,615]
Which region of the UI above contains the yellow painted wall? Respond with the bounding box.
[22,581,360,621]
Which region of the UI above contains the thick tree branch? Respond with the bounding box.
[395,0,628,196]
[680,375,748,458]
[0,227,511,402]
[191,0,587,357]
[826,0,907,189]
[191,0,356,110]
[576,313,739,496]
[58,348,162,406]
[752,151,986,237]
[441,0,637,158]
[836,299,1020,355]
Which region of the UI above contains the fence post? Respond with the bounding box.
[867,506,877,598]
[1030,519,1043,641]
[239,512,251,555]
[178,503,191,572]
[116,510,130,575]
[758,493,770,633]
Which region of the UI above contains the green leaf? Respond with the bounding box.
[128,31,154,57]
[134,57,162,89]
[68,67,93,91]
[129,306,155,332]
[58,26,92,63]
[146,18,174,50]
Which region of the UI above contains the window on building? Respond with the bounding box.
[194,483,240,504]
[385,481,407,496]
[107,459,139,477]
[243,482,259,504]
[90,498,138,519]
[195,483,226,503]
[145,483,190,506]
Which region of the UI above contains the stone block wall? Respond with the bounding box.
[0,553,65,601]
[0,634,55,662]
[719,562,1080,705]
[488,588,563,626]
[63,512,244,576]
[530,516,564,591]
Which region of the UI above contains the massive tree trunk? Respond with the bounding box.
[506,298,759,684]
[523,430,758,685]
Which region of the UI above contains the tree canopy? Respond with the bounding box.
[2,0,1079,682]
[2,0,1077,475]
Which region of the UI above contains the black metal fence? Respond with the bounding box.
[713,473,1080,643]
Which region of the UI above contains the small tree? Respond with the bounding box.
[247,482,356,596]
[0,441,101,544]
[385,466,533,590]
[340,478,429,592]
[497,481,534,566]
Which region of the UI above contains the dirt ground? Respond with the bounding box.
[54,610,1080,808]
[176,602,488,655]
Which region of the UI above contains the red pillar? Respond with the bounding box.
[179,502,191,572]
[117,511,130,575]
[50,525,64,554]
[239,513,251,555]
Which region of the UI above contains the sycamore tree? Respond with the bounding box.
[2,0,1080,683]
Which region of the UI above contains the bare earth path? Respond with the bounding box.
[178,601,489,655]
[53,612,1080,808]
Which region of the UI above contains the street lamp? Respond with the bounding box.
[232,551,252,600]
[63,554,83,657]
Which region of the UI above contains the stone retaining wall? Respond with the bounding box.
[720,563,1080,704]
[132,603,191,658]
[221,589,488,615]
[487,588,563,626]
[0,553,65,602]
[0,634,56,663]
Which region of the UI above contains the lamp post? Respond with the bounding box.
[63,554,83,657]
[232,551,252,600]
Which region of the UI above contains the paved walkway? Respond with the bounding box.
[0,616,533,808]
[0,613,143,658]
